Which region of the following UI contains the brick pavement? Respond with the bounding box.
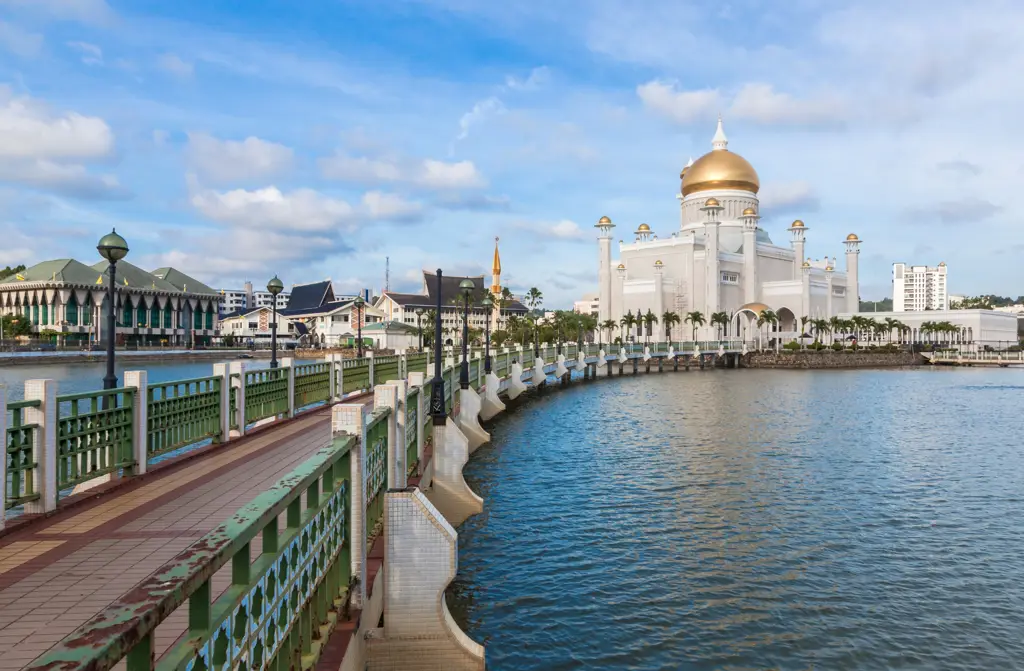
[0,401,368,670]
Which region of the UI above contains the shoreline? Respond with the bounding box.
[742,350,924,369]
[0,350,274,367]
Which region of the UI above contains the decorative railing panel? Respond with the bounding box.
[342,362,370,395]
[229,378,239,430]
[244,368,289,424]
[405,387,418,474]
[373,357,400,386]
[30,435,355,671]
[406,353,428,374]
[6,400,40,509]
[56,389,135,492]
[294,362,331,408]
[147,376,222,458]
[364,409,389,540]
[468,359,480,388]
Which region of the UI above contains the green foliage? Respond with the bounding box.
[782,341,801,351]
[859,298,893,311]
[831,342,843,351]
[0,264,26,281]
[1,313,31,338]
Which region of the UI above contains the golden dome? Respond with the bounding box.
[637,223,650,231]
[654,259,663,266]
[791,219,805,228]
[617,263,625,270]
[682,150,760,197]
[846,233,859,241]
[598,215,612,224]
[938,261,946,267]
[741,207,757,216]
[703,197,721,207]
[802,261,811,268]
[825,265,834,272]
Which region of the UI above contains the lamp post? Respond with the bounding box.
[458,279,474,390]
[429,269,446,424]
[416,308,424,351]
[354,296,365,357]
[482,294,493,374]
[267,275,284,369]
[97,229,129,393]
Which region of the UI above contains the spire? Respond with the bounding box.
[712,114,728,151]
[686,156,694,167]
[490,236,502,295]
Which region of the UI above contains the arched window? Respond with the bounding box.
[66,294,79,325]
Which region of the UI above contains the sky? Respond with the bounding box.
[0,0,1022,307]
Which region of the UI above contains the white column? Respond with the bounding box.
[741,211,760,304]
[229,361,246,435]
[123,371,149,476]
[789,221,807,281]
[333,403,367,609]
[825,265,834,317]
[616,265,626,325]
[653,261,664,340]
[213,363,231,442]
[327,354,337,402]
[596,218,615,323]
[701,199,724,318]
[24,379,57,515]
[845,235,861,313]
[801,263,811,323]
[281,357,295,417]
[375,383,403,489]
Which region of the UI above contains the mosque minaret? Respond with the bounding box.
[597,116,861,340]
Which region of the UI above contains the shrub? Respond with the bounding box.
[783,341,801,351]
[831,342,843,351]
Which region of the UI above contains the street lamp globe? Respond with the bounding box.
[97,229,129,263]
[459,279,475,296]
[266,276,284,296]
[481,295,493,309]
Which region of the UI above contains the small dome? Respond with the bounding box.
[825,265,834,272]
[938,261,946,267]
[638,223,650,231]
[654,260,663,266]
[598,215,612,224]
[703,197,721,207]
[617,263,625,270]
[791,219,805,228]
[742,207,757,216]
[846,233,859,241]
[802,261,811,268]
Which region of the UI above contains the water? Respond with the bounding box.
[448,368,1024,670]
[0,357,272,401]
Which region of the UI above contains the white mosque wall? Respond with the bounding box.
[681,190,759,225]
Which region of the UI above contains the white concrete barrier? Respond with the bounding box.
[507,362,527,400]
[424,418,482,528]
[480,372,506,421]
[455,386,489,453]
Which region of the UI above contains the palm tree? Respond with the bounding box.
[642,309,658,344]
[710,311,730,339]
[600,319,617,347]
[661,311,681,343]
[525,288,543,352]
[809,318,830,343]
[756,309,779,349]
[619,313,637,345]
[685,311,706,342]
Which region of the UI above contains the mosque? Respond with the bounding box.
[596,117,861,341]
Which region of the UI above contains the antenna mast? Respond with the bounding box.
[385,256,390,292]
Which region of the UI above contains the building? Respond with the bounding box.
[219,280,386,347]
[836,309,1018,349]
[0,259,222,345]
[573,293,599,317]
[375,239,528,342]
[597,117,859,342]
[217,281,290,318]
[893,262,948,311]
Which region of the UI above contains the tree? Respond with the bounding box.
[756,309,778,348]
[661,311,681,342]
[809,318,830,343]
[600,319,617,346]
[710,311,730,338]
[619,313,637,344]
[524,288,543,349]
[642,309,658,343]
[578,314,598,343]
[1,314,31,339]
[685,311,706,341]
[0,264,26,282]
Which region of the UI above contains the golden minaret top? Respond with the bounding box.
[490,236,502,295]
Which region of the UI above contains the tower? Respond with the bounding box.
[653,260,665,340]
[740,208,759,304]
[789,220,807,281]
[596,216,615,324]
[825,260,835,317]
[701,197,724,321]
[490,237,502,331]
[845,233,861,313]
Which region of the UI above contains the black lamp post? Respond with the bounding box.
[267,275,283,369]
[458,279,474,390]
[429,269,445,424]
[354,296,365,357]
[534,316,540,357]
[482,294,493,374]
[416,308,424,351]
[557,321,563,356]
[97,229,129,393]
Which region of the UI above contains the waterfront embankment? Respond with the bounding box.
[0,349,272,367]
[743,349,923,368]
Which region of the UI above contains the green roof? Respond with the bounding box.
[0,259,103,287]
[91,260,181,293]
[151,267,217,295]
[362,320,419,333]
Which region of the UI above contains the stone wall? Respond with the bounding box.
[743,350,924,369]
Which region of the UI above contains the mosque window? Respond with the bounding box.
[720,271,740,285]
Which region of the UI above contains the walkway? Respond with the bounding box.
[0,402,363,670]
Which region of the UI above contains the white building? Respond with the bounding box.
[837,309,1019,349]
[573,293,599,317]
[597,117,858,341]
[217,280,290,318]
[893,262,948,311]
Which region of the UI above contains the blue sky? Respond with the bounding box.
[1,0,1022,307]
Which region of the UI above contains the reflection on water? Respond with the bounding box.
[448,368,1024,670]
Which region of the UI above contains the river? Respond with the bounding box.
[448,367,1024,670]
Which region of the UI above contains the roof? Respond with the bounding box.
[381,289,528,313]
[0,259,102,286]
[287,280,334,311]
[151,267,217,295]
[281,299,386,319]
[363,320,419,333]
[91,260,182,293]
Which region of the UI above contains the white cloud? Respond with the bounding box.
[0,159,127,199]
[190,184,356,232]
[320,153,486,190]
[456,96,505,141]
[0,86,113,159]
[0,21,42,58]
[67,40,103,65]
[636,80,720,125]
[158,53,194,78]
[757,181,820,216]
[505,66,550,91]
[730,83,847,126]
[0,0,115,25]
[186,133,293,183]
[513,218,589,241]
[360,191,423,222]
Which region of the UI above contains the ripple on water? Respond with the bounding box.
[447,368,1024,670]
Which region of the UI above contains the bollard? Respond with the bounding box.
[123,371,149,476]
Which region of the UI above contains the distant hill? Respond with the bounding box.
[0,264,26,281]
[859,298,893,312]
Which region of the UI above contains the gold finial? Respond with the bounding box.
[704,197,720,207]
[791,219,805,228]
[846,233,859,241]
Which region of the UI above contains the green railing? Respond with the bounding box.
[343,361,370,395]
[294,362,331,409]
[373,356,400,386]
[405,387,419,474]
[468,359,480,388]
[244,368,290,424]
[443,367,454,414]
[406,352,428,375]
[521,349,534,368]
[364,409,389,540]
[494,352,508,378]
[147,376,222,458]
[30,434,355,671]
[6,399,41,509]
[229,377,239,430]
[56,389,135,492]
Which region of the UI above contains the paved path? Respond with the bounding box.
[0,403,362,670]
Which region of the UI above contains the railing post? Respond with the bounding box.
[337,356,346,399]
[375,383,403,488]
[332,404,367,609]
[368,351,375,391]
[213,363,231,442]
[399,352,407,380]
[229,361,246,436]
[123,371,149,476]
[408,371,425,476]
[327,354,338,403]
[281,357,295,418]
[24,379,56,515]
[1,385,6,527]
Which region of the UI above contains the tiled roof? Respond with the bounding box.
[383,280,528,313]
[91,260,182,293]
[152,267,217,295]
[287,280,334,311]
[362,320,419,333]
[0,259,102,286]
